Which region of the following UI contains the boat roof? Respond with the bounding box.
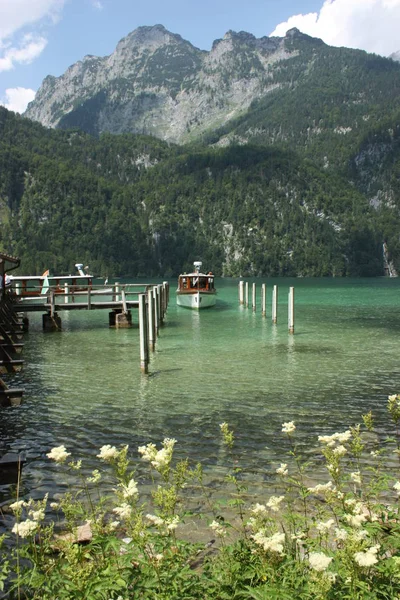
[10,274,93,281]
[178,272,213,277]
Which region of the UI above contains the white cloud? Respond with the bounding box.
[0,0,66,72]
[0,87,36,113]
[0,0,66,40]
[0,35,47,72]
[270,0,400,57]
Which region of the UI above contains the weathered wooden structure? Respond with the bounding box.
[0,252,25,484]
[0,252,25,407]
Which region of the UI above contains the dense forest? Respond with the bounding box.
[0,105,399,277]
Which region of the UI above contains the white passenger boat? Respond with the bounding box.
[176,262,216,309]
[9,263,112,301]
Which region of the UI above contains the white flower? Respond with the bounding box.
[118,479,138,499]
[282,421,296,434]
[251,503,267,515]
[50,502,59,510]
[276,463,288,476]
[12,519,38,538]
[109,520,120,530]
[354,545,380,567]
[167,516,180,530]
[112,503,132,520]
[210,520,226,537]
[316,518,335,533]
[252,531,285,554]
[138,442,157,462]
[393,481,400,495]
[307,481,333,494]
[344,513,366,528]
[333,445,347,457]
[318,430,351,447]
[47,445,71,463]
[266,495,284,512]
[350,471,361,485]
[97,445,120,461]
[309,551,333,572]
[335,528,348,540]
[146,514,165,526]
[29,509,45,522]
[9,500,26,513]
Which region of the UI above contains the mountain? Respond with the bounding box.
[6,27,400,276]
[24,25,322,143]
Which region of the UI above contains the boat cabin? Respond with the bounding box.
[177,272,215,292]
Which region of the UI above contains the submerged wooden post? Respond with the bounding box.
[261,283,266,317]
[114,282,120,303]
[239,281,244,305]
[147,288,155,351]
[272,284,278,324]
[157,284,163,324]
[153,286,159,335]
[245,282,249,308]
[138,293,149,373]
[163,281,169,311]
[121,289,127,314]
[87,288,92,310]
[64,282,69,304]
[288,287,295,334]
[252,283,256,311]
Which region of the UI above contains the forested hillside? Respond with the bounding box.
[0,107,398,277]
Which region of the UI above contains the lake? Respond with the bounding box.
[1,277,400,504]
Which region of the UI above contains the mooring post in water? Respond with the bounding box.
[252,283,256,311]
[64,283,69,304]
[157,284,163,324]
[121,289,127,314]
[288,287,295,334]
[261,284,266,317]
[114,282,120,303]
[239,280,244,305]
[147,288,155,351]
[138,293,149,373]
[272,284,278,324]
[245,282,249,307]
[87,288,92,310]
[153,286,159,335]
[163,281,169,313]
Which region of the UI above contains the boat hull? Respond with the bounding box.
[176,291,216,309]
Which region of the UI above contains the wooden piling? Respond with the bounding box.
[245,282,249,307]
[114,282,120,303]
[153,286,159,335]
[138,293,149,373]
[239,281,244,305]
[272,284,278,324]
[261,284,266,317]
[157,284,163,324]
[288,287,295,334]
[252,283,256,311]
[87,288,92,310]
[121,289,127,314]
[147,288,155,351]
[64,282,69,304]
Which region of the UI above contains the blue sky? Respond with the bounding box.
[1,0,400,113]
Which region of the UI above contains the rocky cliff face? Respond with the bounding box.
[24,25,303,142]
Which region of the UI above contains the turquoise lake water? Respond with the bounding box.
[1,277,400,504]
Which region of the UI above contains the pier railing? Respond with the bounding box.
[13,281,170,374]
